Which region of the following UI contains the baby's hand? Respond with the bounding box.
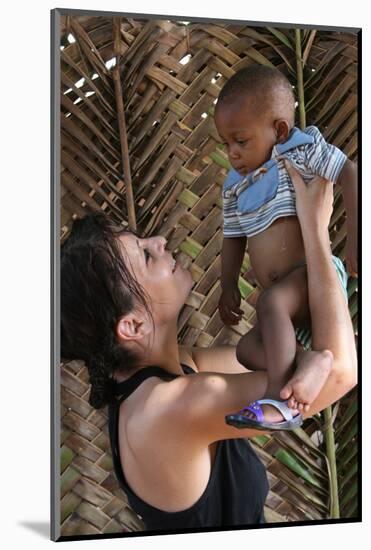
[218,284,243,325]
[345,233,358,278]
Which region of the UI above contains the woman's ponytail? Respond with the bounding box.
[87,354,116,409]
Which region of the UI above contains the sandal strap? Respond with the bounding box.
[241,401,265,423]
[251,399,295,421]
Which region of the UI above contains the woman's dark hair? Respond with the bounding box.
[61,213,151,409]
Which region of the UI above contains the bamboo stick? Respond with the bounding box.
[323,405,340,518]
[295,28,306,129]
[113,17,137,231]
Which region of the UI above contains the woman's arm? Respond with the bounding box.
[284,161,357,417]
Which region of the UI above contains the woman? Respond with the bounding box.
[61,164,357,530]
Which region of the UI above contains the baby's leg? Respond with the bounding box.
[256,265,310,400]
[257,265,331,409]
[236,325,266,371]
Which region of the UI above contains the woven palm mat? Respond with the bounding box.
[59,15,358,535]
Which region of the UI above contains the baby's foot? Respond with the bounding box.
[226,398,302,431]
[241,401,300,424]
[280,349,333,412]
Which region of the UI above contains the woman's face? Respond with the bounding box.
[118,233,193,323]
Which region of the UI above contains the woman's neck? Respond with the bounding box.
[114,322,183,382]
[143,323,183,375]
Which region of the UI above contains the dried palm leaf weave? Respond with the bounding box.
[59,15,359,535]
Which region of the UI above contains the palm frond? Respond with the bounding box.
[59,15,358,534]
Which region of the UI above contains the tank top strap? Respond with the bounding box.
[113,366,177,401]
[181,363,196,375]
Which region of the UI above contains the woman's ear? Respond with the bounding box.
[115,313,151,344]
[274,119,290,144]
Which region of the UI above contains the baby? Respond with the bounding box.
[214,65,357,431]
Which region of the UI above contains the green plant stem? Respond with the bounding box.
[295,28,306,129]
[323,406,340,518]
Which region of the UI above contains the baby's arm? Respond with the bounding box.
[219,236,246,325]
[337,160,358,277]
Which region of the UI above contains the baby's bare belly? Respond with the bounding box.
[248,216,306,289]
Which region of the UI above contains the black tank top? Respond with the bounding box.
[108,364,269,531]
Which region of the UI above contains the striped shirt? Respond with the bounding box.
[223,126,347,238]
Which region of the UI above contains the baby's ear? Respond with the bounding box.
[274,119,290,143]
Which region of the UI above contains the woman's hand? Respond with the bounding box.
[284,160,334,236]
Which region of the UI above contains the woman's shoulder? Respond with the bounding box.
[120,346,263,447]
[179,345,247,374]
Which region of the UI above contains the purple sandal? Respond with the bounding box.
[225,398,303,431]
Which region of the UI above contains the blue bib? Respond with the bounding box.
[223,128,315,214]
[236,159,279,214]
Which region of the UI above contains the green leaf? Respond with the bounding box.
[267,27,294,49]
[340,481,357,508]
[342,497,358,518]
[347,277,358,298]
[339,461,357,490]
[349,298,358,319]
[252,434,271,446]
[244,47,275,67]
[337,441,357,468]
[61,466,80,497]
[238,277,254,299]
[336,419,358,453]
[176,166,196,185]
[60,445,74,474]
[209,149,230,170]
[335,398,357,434]
[179,238,203,259]
[241,254,251,272]
[178,188,199,208]
[275,448,322,488]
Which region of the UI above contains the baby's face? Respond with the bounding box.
[214,99,277,176]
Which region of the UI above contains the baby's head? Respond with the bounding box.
[214,65,295,175]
